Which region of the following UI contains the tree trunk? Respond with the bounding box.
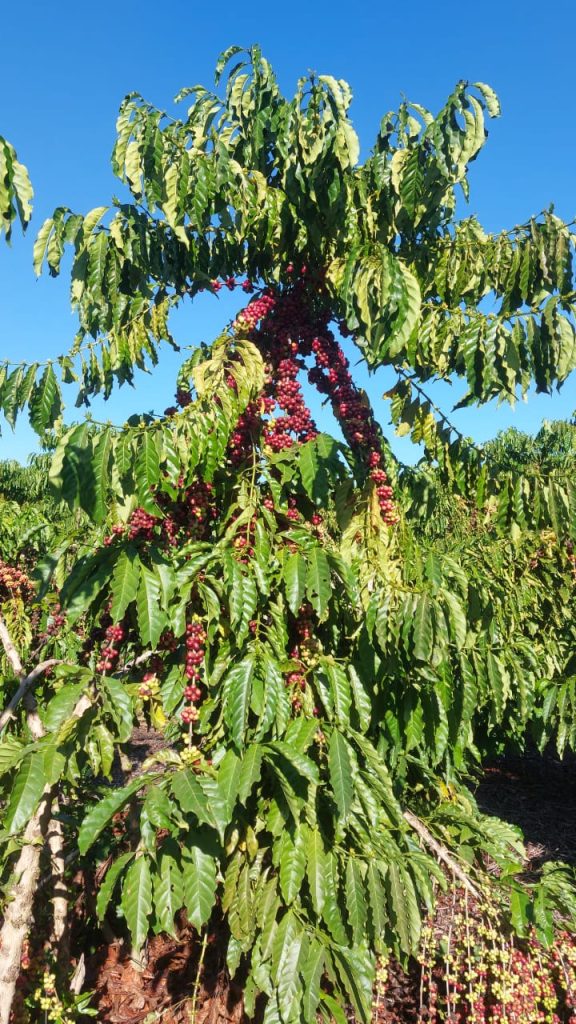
[0,787,54,1024]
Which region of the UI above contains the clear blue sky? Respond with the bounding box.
[1,0,575,465]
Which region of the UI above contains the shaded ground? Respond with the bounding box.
[476,748,576,868]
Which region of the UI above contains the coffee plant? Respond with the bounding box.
[1,46,576,1024]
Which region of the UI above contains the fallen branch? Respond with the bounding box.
[403,808,480,898]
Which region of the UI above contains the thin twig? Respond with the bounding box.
[113,651,153,676]
[190,930,209,1024]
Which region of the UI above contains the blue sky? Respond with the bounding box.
[1,0,575,465]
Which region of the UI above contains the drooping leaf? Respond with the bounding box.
[121,855,153,951]
[78,775,152,854]
[181,844,218,931]
[328,730,354,821]
[137,564,166,647]
[4,753,47,834]
[110,547,140,621]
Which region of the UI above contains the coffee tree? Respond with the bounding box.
[1,46,576,1024]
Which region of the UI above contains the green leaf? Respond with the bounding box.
[171,770,212,825]
[298,441,319,500]
[137,564,166,647]
[78,775,151,854]
[43,680,87,733]
[272,911,303,1022]
[413,593,433,661]
[93,724,115,777]
[110,548,140,621]
[155,561,177,611]
[320,993,348,1024]
[217,749,240,816]
[473,82,501,118]
[60,548,115,624]
[367,860,388,943]
[135,433,160,512]
[330,945,375,1024]
[223,658,254,750]
[348,666,372,732]
[195,776,230,839]
[284,551,307,615]
[277,827,306,904]
[305,826,328,915]
[306,547,331,619]
[345,858,367,943]
[229,863,254,941]
[441,589,467,651]
[88,428,113,523]
[182,845,217,930]
[0,736,26,777]
[121,855,153,952]
[237,745,263,804]
[154,849,184,936]
[101,676,134,743]
[33,217,54,275]
[4,753,46,834]
[145,785,176,830]
[96,851,134,919]
[328,730,353,821]
[385,862,421,954]
[265,742,319,785]
[325,660,352,726]
[321,854,348,945]
[486,649,509,722]
[301,938,325,1021]
[29,364,61,433]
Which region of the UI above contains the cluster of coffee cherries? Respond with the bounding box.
[209,276,254,294]
[231,513,258,562]
[96,623,125,673]
[33,603,66,647]
[46,604,65,635]
[182,618,206,726]
[233,287,277,333]
[257,286,319,451]
[228,401,266,465]
[175,387,192,409]
[127,507,159,542]
[263,354,318,451]
[103,511,158,547]
[307,327,399,525]
[0,560,34,601]
[418,898,576,1024]
[159,628,179,653]
[226,273,399,525]
[286,603,321,715]
[138,671,160,700]
[157,480,217,546]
